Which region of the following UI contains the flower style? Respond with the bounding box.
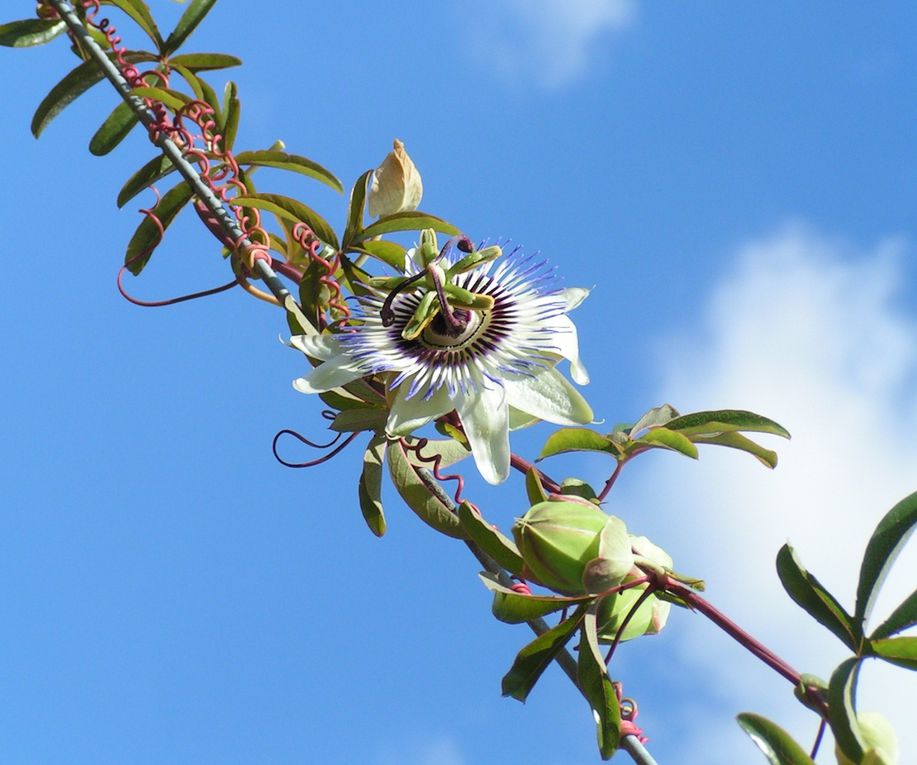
[289,233,592,484]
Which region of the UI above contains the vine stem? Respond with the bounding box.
[46,0,308,325]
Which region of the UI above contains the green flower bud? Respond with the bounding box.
[836,712,898,765]
[367,139,423,219]
[513,500,615,595]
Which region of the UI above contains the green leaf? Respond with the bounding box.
[103,0,163,49]
[164,0,218,54]
[666,409,791,439]
[458,503,524,577]
[776,544,859,650]
[117,155,176,208]
[577,605,621,759]
[343,170,371,248]
[479,573,578,624]
[0,18,65,47]
[736,713,816,765]
[386,438,466,539]
[123,181,195,275]
[352,240,407,270]
[828,658,865,763]
[628,403,680,436]
[220,80,240,152]
[235,150,343,194]
[358,211,460,242]
[501,607,585,702]
[168,52,242,71]
[169,63,205,100]
[330,407,387,433]
[89,101,139,156]
[855,491,917,625]
[130,85,191,111]
[868,636,917,670]
[539,428,617,460]
[871,588,917,640]
[358,436,386,537]
[233,193,339,250]
[692,431,780,468]
[525,468,550,506]
[635,427,698,459]
[400,436,471,470]
[31,51,150,138]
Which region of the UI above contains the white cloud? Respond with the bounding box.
[621,224,917,763]
[463,0,636,88]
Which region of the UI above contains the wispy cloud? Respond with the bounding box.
[463,0,636,88]
[623,224,916,762]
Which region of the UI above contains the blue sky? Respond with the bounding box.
[1,1,916,763]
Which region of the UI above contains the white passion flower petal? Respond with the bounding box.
[288,333,342,361]
[546,314,589,385]
[386,384,454,437]
[457,380,510,485]
[563,287,590,312]
[292,354,365,394]
[504,366,593,426]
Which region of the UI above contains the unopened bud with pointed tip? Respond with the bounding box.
[367,139,423,218]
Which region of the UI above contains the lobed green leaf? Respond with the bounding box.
[855,490,917,625]
[868,636,917,670]
[634,427,698,459]
[538,428,617,460]
[351,240,407,271]
[235,150,343,194]
[358,211,460,242]
[736,713,816,765]
[666,409,791,439]
[123,181,195,275]
[692,431,779,468]
[0,18,66,47]
[168,52,242,71]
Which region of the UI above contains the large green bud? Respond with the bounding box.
[512,500,633,595]
[836,712,898,765]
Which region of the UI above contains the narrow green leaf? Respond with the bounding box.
[169,63,205,100]
[31,51,150,137]
[117,155,176,208]
[220,80,240,152]
[736,713,816,765]
[130,85,191,111]
[871,588,917,639]
[577,605,621,759]
[855,491,917,624]
[666,409,791,439]
[386,438,466,539]
[164,0,218,54]
[868,636,917,670]
[458,503,524,577]
[168,52,242,71]
[0,18,65,47]
[89,101,139,156]
[233,193,339,250]
[235,150,343,194]
[539,428,617,460]
[525,468,550,506]
[776,544,859,650]
[828,658,865,762]
[358,436,386,537]
[635,427,699,459]
[319,388,374,413]
[123,181,195,275]
[330,407,387,433]
[501,607,586,702]
[343,170,371,248]
[692,431,779,468]
[358,211,460,241]
[353,240,407,270]
[103,0,163,48]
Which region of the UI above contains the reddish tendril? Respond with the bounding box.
[614,686,649,745]
[78,1,345,313]
[400,436,465,503]
[272,411,360,469]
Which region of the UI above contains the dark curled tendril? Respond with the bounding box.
[380,271,426,327]
[401,436,465,503]
[272,411,359,469]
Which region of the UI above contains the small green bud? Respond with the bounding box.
[836,712,898,765]
[367,138,423,218]
[513,500,611,594]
